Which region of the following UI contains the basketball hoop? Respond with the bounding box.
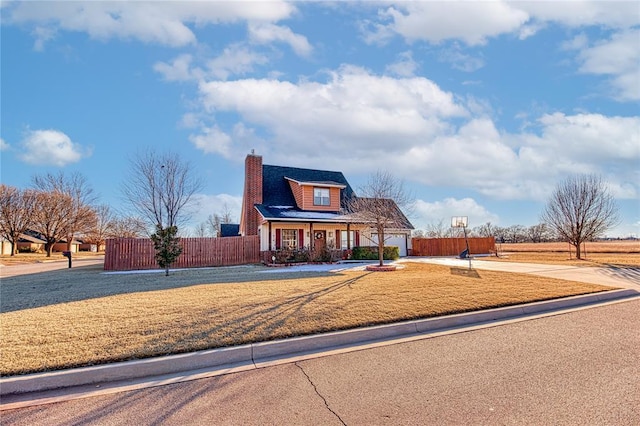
[451,216,471,267]
[451,216,468,228]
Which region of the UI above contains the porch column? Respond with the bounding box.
[268,222,272,250]
[347,223,351,249]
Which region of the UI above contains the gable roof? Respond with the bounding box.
[261,164,355,208]
[347,197,415,230]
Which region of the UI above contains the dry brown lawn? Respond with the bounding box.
[491,241,640,266]
[0,262,613,376]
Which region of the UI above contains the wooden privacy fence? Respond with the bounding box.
[411,237,496,257]
[104,236,260,271]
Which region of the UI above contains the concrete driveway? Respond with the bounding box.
[400,257,640,290]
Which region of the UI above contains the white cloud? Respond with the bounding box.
[438,45,485,72]
[0,137,9,151]
[385,51,419,77]
[190,66,639,203]
[207,45,270,80]
[154,54,200,82]
[248,22,313,57]
[188,125,232,156]
[19,129,90,166]
[412,198,499,231]
[5,1,297,48]
[366,1,639,48]
[573,29,640,101]
[154,46,270,82]
[196,65,467,167]
[519,1,640,29]
[369,1,529,46]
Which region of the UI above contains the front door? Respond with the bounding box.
[313,230,326,252]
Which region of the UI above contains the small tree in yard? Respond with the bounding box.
[121,149,203,274]
[347,171,413,267]
[150,225,183,276]
[541,174,619,260]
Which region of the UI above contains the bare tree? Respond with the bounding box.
[121,150,203,273]
[541,174,619,259]
[193,222,208,237]
[527,223,551,243]
[108,216,148,238]
[205,204,235,237]
[82,204,115,251]
[30,190,76,256]
[0,185,37,255]
[425,219,446,238]
[32,172,97,251]
[505,224,527,243]
[473,222,495,238]
[346,171,413,267]
[121,150,203,230]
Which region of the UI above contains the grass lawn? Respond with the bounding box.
[0,261,614,376]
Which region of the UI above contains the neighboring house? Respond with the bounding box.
[17,230,80,253]
[16,233,46,253]
[52,238,81,253]
[77,239,105,252]
[1,236,13,255]
[239,153,413,257]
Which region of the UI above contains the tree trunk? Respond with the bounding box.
[378,228,385,267]
[574,242,582,260]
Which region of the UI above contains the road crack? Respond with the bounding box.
[295,362,346,425]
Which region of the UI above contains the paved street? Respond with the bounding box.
[3,298,639,425]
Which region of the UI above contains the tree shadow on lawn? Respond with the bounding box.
[0,263,343,313]
[102,273,373,362]
[597,264,640,285]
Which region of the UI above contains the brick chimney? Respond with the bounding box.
[240,152,263,236]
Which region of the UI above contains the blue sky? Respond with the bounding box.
[1,1,639,237]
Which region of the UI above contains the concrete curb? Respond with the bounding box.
[1,288,638,398]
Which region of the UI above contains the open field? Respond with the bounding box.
[499,241,639,253]
[492,241,640,266]
[0,261,613,376]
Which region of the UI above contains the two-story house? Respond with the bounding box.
[239,153,413,258]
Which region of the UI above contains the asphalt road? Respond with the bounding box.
[3,298,638,425]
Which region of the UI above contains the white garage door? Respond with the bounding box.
[371,234,408,257]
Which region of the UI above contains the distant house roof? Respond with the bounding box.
[19,233,46,244]
[220,223,240,237]
[261,164,355,208]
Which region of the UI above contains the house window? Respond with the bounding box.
[314,188,330,206]
[281,229,298,249]
[340,231,355,249]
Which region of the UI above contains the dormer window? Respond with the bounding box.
[314,188,330,206]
